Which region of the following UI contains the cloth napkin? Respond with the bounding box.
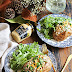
[0,23,18,71]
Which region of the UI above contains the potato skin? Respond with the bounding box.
[53,31,72,41]
[53,31,67,41]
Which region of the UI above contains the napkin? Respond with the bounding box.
[0,23,18,71]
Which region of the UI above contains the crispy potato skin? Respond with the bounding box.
[23,55,52,72]
[53,31,67,41]
[53,31,72,41]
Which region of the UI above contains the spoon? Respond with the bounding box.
[61,54,72,72]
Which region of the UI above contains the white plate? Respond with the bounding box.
[36,14,72,48]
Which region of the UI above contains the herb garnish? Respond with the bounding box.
[29,66,34,71]
[39,58,43,66]
[70,23,71,25]
[37,62,40,68]
[27,65,29,68]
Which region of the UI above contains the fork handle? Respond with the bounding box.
[61,54,72,72]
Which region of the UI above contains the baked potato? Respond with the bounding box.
[22,55,56,72]
[53,21,72,41]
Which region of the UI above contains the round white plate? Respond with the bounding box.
[36,14,72,48]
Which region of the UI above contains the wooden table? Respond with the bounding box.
[0,0,72,72]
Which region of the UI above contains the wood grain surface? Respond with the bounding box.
[0,0,72,72]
